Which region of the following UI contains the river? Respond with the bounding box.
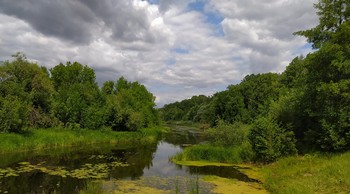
[0,126,262,193]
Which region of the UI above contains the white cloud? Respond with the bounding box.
[0,0,319,106]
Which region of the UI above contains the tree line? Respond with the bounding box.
[0,53,159,133]
[160,0,350,161]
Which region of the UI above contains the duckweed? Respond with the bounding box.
[0,160,129,180]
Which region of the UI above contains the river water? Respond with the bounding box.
[0,126,258,193]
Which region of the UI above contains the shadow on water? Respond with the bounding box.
[176,165,259,182]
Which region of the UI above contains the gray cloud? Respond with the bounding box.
[0,0,161,44]
[77,0,156,43]
[0,0,98,44]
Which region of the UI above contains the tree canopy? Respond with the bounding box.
[0,55,159,132]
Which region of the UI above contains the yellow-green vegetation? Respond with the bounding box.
[262,152,350,194]
[171,160,267,194]
[0,126,168,153]
[0,160,129,180]
[79,176,213,194]
[203,176,268,194]
[80,175,268,194]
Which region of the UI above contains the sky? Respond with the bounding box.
[0,0,318,107]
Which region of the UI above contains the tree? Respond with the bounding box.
[102,81,114,95]
[0,96,28,133]
[50,62,101,128]
[0,53,55,131]
[293,0,350,150]
[294,0,350,48]
[104,78,159,131]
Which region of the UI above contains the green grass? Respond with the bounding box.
[262,152,350,194]
[172,143,254,164]
[79,181,103,194]
[0,126,169,154]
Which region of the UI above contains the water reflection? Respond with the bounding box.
[0,126,256,193]
[0,143,158,193]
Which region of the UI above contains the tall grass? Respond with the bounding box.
[172,121,255,164]
[172,143,254,164]
[0,126,168,154]
[262,152,350,194]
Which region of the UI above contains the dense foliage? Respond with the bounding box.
[0,54,159,132]
[162,0,350,162]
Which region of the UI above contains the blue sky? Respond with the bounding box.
[0,0,318,106]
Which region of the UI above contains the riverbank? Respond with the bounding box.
[173,149,350,194]
[0,126,169,154]
[262,152,350,194]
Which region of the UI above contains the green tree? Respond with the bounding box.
[249,117,297,162]
[293,0,350,150]
[50,62,101,128]
[104,77,159,131]
[0,96,28,133]
[102,81,114,95]
[294,0,350,48]
[0,53,55,131]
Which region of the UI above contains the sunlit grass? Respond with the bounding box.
[172,143,254,164]
[0,126,169,154]
[262,152,350,194]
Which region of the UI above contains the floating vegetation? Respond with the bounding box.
[88,154,124,161]
[91,176,214,194]
[202,175,268,194]
[0,160,129,180]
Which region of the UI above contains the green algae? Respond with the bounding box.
[82,176,214,194]
[81,175,269,194]
[202,175,268,194]
[0,160,130,180]
[171,160,268,194]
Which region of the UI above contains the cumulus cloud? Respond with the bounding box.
[0,0,318,106]
[210,0,318,73]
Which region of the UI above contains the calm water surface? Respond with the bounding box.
[0,126,256,193]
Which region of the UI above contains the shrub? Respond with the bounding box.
[207,120,250,147]
[249,117,297,162]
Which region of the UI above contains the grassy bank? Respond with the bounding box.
[172,142,255,164]
[0,126,168,154]
[262,152,350,194]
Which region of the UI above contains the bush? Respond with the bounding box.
[249,117,297,162]
[0,96,28,133]
[207,120,250,147]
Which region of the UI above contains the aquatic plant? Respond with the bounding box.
[0,160,129,180]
